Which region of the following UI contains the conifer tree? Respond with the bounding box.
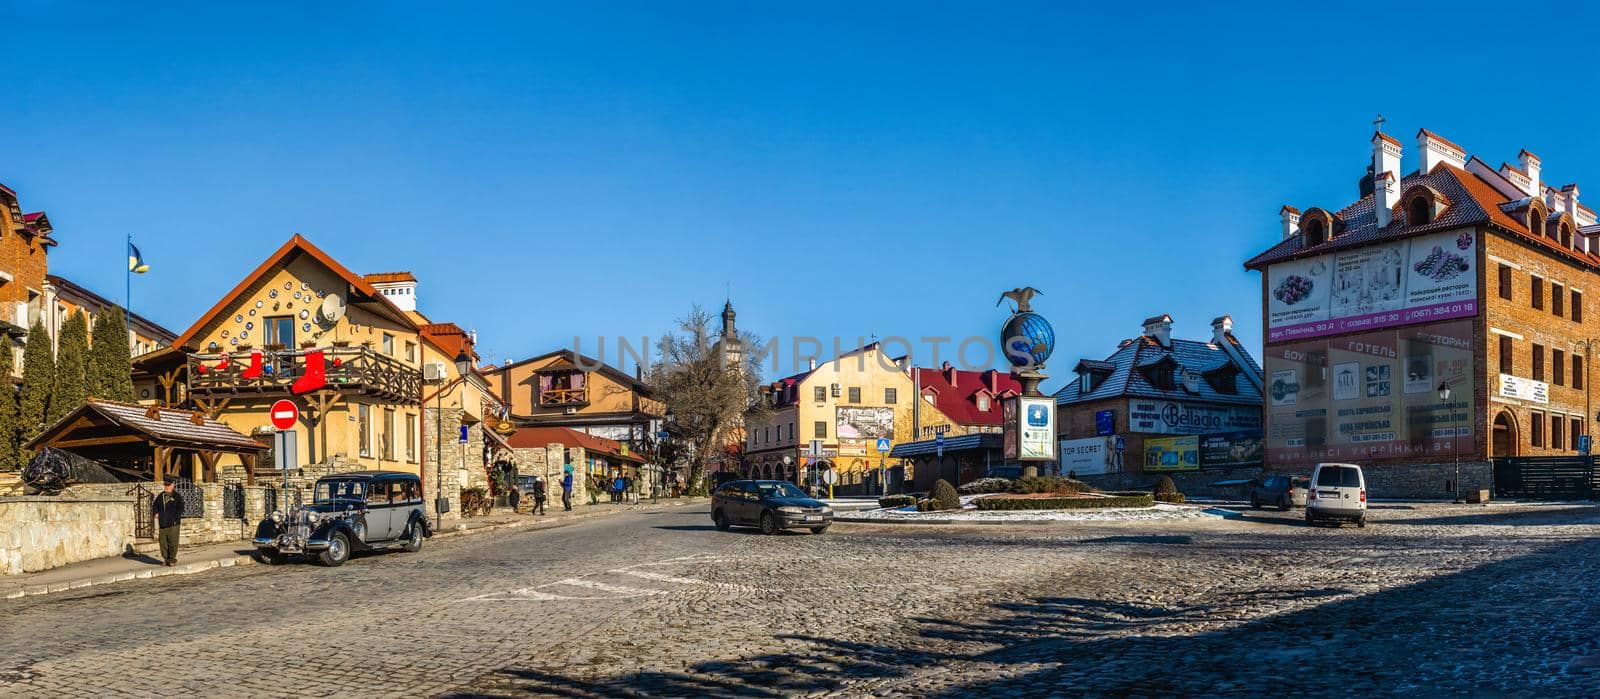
[49,311,89,424]
[0,341,20,471]
[18,319,55,440]
[89,309,136,402]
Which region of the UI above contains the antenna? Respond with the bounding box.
[319,294,346,323]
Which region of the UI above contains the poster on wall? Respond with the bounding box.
[1264,319,1473,464]
[1144,436,1200,471]
[1199,431,1264,468]
[1059,436,1120,475]
[1127,399,1262,435]
[836,407,894,439]
[1265,228,1478,342]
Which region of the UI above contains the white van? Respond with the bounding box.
[1306,462,1367,527]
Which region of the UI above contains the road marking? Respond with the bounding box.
[612,569,706,585]
[553,578,665,596]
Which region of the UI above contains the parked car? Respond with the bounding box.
[1249,474,1309,511]
[1306,463,1367,527]
[253,471,433,566]
[711,479,833,535]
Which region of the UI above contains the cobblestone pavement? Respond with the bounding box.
[3,502,1599,697]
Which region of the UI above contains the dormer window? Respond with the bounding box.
[1408,197,1432,225]
[1560,222,1574,248]
[976,394,990,411]
[1304,219,1327,247]
[1529,203,1547,238]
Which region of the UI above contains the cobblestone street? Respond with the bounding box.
[3,501,1599,697]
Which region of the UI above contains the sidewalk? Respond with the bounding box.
[1,496,708,600]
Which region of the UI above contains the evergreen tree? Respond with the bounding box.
[49,311,89,424]
[0,341,19,472]
[89,309,136,402]
[18,319,55,440]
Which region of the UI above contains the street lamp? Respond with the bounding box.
[1439,382,1461,504]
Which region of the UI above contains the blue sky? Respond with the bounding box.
[5,2,1600,388]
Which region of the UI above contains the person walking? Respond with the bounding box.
[561,471,574,511]
[612,475,625,504]
[151,480,184,567]
[531,475,547,515]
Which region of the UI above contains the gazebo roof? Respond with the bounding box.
[27,399,266,453]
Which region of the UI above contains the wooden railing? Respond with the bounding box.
[539,387,589,406]
[187,346,422,403]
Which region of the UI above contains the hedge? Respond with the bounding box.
[974,493,1154,511]
[1008,476,1095,495]
[878,494,917,509]
[958,477,1012,495]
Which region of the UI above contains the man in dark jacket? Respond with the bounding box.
[531,475,547,515]
[561,471,574,511]
[151,480,184,566]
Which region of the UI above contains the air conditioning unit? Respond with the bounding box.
[831,383,842,397]
[564,407,579,415]
[423,362,449,382]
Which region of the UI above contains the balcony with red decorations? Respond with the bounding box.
[186,345,422,403]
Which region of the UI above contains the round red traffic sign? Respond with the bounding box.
[269,399,299,431]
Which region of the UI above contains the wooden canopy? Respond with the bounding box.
[27,399,267,484]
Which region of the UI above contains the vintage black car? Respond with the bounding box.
[253,471,433,566]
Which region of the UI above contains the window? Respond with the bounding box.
[1532,411,1545,447]
[1553,416,1565,450]
[381,333,394,355]
[848,387,861,403]
[1554,349,1566,385]
[1561,224,1573,248]
[977,394,990,411]
[358,404,371,457]
[1531,208,1546,237]
[884,388,897,404]
[1498,264,1513,300]
[406,415,416,462]
[1500,335,1513,375]
[265,315,295,347]
[1577,355,1586,390]
[404,341,416,362]
[1533,344,1545,381]
[382,408,395,460]
[814,421,827,438]
[1304,219,1327,246]
[789,422,795,442]
[764,427,770,444]
[1554,283,1565,317]
[1532,276,1544,310]
[814,386,826,402]
[1575,291,1585,323]
[1408,197,1432,225]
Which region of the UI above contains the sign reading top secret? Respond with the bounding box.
[1127,399,1262,435]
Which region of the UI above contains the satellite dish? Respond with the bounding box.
[320,294,346,323]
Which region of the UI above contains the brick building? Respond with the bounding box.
[1245,127,1600,497]
[1053,314,1264,486]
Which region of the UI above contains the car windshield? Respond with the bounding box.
[1316,467,1361,488]
[315,480,366,503]
[756,482,807,499]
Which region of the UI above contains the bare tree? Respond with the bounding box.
[647,306,765,495]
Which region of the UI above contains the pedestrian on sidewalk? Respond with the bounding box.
[532,475,547,515]
[612,475,625,504]
[561,471,574,511]
[151,481,184,567]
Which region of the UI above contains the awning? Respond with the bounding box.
[889,432,1003,458]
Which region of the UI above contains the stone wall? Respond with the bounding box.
[509,443,590,505]
[0,495,133,575]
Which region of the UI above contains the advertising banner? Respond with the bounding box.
[1264,319,1473,463]
[1059,436,1122,475]
[1018,396,1056,461]
[1127,399,1261,435]
[1265,228,1478,342]
[1144,435,1200,471]
[1198,431,1264,468]
[836,407,894,439]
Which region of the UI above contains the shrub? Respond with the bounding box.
[931,479,961,510]
[878,494,917,509]
[1151,475,1185,503]
[958,477,1012,495]
[1155,492,1186,504]
[1009,476,1095,496]
[974,493,1154,510]
[916,498,936,512]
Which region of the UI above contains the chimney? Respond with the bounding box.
[982,369,1000,394]
[1563,184,1580,218]
[1417,129,1465,172]
[1142,314,1173,348]
[1211,315,1233,344]
[1373,131,1402,228]
[1280,205,1301,240]
[943,362,957,386]
[1520,150,1542,198]
[807,357,817,371]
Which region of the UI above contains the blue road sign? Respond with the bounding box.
[458,425,469,444]
[876,437,892,453]
[1581,434,1592,455]
[1095,410,1115,436]
[935,433,945,457]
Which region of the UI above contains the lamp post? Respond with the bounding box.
[1439,382,1461,504]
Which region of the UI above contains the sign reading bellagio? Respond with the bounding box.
[1265,229,1478,342]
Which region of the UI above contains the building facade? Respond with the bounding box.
[1245,128,1600,497]
[482,349,664,445]
[1054,314,1264,482]
[45,274,176,358]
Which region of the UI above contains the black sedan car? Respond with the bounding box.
[712,480,833,535]
[252,471,432,566]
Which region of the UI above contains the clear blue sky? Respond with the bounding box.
[5,2,1599,389]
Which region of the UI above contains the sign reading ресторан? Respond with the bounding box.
[1265,228,1479,343]
[1127,399,1262,435]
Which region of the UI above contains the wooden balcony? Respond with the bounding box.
[186,346,422,403]
[538,387,589,407]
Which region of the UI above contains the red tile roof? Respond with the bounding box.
[504,426,642,462]
[913,366,1020,426]
[1373,131,1402,147]
[364,271,416,284]
[420,322,477,362]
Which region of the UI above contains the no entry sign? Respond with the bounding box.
[270,399,299,431]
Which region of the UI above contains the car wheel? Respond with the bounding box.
[403,523,424,552]
[1279,496,1291,512]
[759,511,780,535]
[713,510,730,531]
[319,531,350,567]
[1249,496,1260,510]
[252,550,286,565]
[809,526,828,535]
[1357,517,1367,528]
[1305,512,1316,527]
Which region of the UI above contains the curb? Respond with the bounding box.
[834,515,1067,526]
[1,498,707,601]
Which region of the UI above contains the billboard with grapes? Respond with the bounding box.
[1265,228,1477,342]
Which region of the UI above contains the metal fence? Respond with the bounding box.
[1492,456,1599,500]
[222,483,245,520]
[129,484,153,540]
[173,479,205,518]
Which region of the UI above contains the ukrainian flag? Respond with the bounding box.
[128,242,149,274]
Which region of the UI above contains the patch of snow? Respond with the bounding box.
[844,503,1231,523]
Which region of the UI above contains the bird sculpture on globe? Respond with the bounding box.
[1001,311,1055,371]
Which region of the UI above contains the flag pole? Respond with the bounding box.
[126,233,132,316]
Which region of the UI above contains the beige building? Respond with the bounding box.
[483,349,664,444]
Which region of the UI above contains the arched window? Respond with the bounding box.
[1530,209,1545,238]
[1561,223,1573,248]
[1408,197,1432,225]
[1304,219,1327,247]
